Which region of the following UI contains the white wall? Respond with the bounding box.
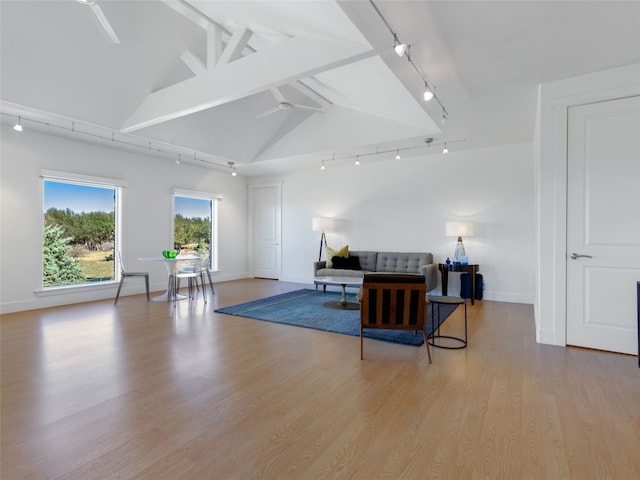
[0,123,537,312]
[0,126,249,313]
[535,63,640,345]
[253,141,536,304]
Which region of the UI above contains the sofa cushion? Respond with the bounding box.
[332,255,361,270]
[315,268,369,278]
[325,245,348,268]
[376,252,433,273]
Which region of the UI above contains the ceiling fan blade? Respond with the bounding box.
[270,88,287,104]
[293,104,325,113]
[89,3,120,44]
[256,107,281,119]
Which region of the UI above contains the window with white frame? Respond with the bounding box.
[172,189,220,271]
[41,170,124,288]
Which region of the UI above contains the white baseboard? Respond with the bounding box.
[0,272,254,314]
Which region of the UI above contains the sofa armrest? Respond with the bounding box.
[419,263,438,292]
[314,261,326,276]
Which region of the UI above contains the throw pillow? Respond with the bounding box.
[332,255,361,270]
[331,255,349,269]
[346,255,361,270]
[326,245,348,268]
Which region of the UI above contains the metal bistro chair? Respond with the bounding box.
[359,273,431,363]
[197,254,215,298]
[170,256,205,304]
[114,251,150,305]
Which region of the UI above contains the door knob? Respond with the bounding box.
[570,253,593,259]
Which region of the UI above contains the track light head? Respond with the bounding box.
[395,149,401,160]
[372,2,448,123]
[393,33,406,57]
[443,142,449,154]
[13,116,23,132]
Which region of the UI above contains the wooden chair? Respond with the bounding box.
[114,251,150,305]
[359,273,431,363]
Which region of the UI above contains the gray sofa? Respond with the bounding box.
[314,251,437,292]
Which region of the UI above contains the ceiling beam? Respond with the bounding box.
[162,0,213,30]
[162,0,257,54]
[180,50,206,75]
[207,23,222,68]
[181,23,230,75]
[217,27,252,65]
[121,37,373,133]
[291,80,332,107]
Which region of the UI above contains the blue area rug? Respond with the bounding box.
[215,289,458,347]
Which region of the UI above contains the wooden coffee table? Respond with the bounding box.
[314,276,363,310]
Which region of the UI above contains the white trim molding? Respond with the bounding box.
[535,63,640,347]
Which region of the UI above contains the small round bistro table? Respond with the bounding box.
[427,295,468,349]
[313,276,363,310]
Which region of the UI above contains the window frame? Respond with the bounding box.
[39,170,126,291]
[171,188,222,272]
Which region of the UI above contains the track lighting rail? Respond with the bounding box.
[319,138,464,169]
[369,0,449,118]
[1,111,233,171]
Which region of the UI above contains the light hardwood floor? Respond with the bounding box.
[1,279,639,480]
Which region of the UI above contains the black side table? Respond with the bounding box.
[438,263,480,305]
[427,295,468,349]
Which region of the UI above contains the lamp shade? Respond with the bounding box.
[445,221,475,237]
[312,217,336,232]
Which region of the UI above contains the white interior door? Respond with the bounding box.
[566,96,640,354]
[251,185,281,279]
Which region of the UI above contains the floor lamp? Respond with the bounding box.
[312,217,336,262]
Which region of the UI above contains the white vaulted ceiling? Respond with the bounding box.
[1,1,639,175]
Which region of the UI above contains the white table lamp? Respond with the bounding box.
[445,221,475,262]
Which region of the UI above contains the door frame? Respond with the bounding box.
[248,182,283,279]
[536,64,640,347]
